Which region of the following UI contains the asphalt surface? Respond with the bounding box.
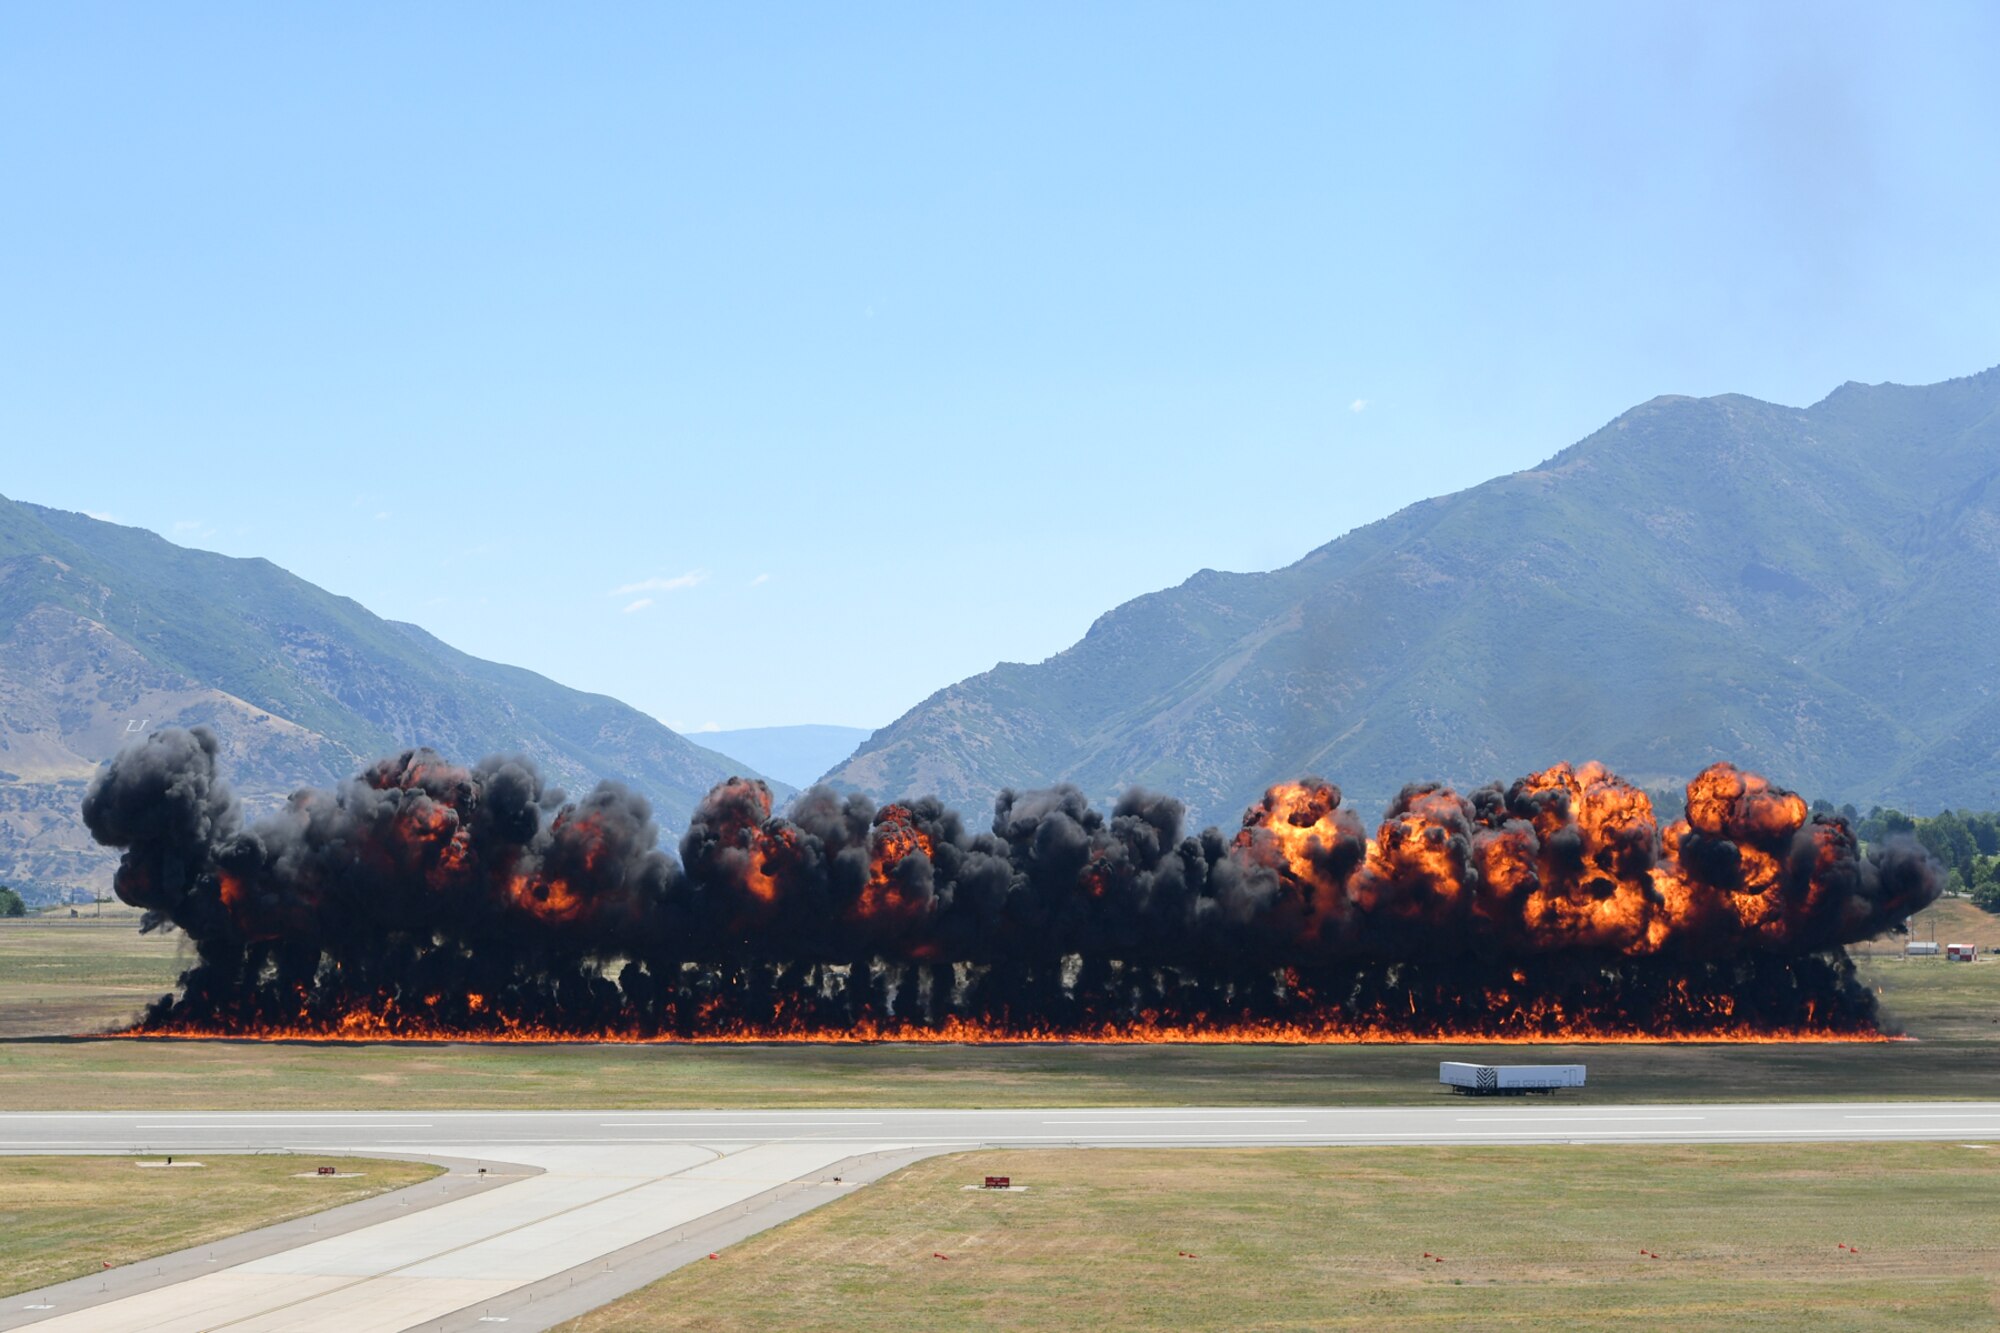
[6,1102,1999,1332]
[9,1101,2000,1154]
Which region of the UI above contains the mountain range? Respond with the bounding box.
[0,496,792,901]
[9,365,1997,899]
[827,366,2000,827]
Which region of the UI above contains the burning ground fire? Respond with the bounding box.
[82,730,1939,1044]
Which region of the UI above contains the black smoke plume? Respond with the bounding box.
[80,730,1941,1039]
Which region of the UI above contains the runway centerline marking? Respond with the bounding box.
[135,1122,435,1130]
[597,1121,882,1128]
[1832,1104,2000,1112]
[1453,1115,1707,1123]
[1040,1112,1320,1120]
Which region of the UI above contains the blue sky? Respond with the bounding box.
[3,2,1995,733]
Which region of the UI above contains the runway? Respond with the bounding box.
[11,1102,2000,1153]
[6,1102,1998,1332]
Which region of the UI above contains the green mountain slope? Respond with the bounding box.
[828,367,2000,825]
[0,497,790,899]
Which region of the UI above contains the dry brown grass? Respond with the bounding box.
[0,1154,439,1297]
[0,912,188,1038]
[558,1143,2000,1332]
[1882,895,2000,951]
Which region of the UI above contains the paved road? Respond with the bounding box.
[9,1102,2000,1153]
[6,1102,1998,1333]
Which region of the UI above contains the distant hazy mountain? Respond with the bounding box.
[694,724,874,790]
[828,366,2000,826]
[0,496,792,901]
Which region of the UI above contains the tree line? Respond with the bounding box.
[1812,801,2000,913]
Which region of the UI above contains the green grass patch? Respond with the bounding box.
[557,1143,2000,1332]
[0,1154,439,1297]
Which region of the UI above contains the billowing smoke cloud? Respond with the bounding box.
[82,731,1940,1040]
[79,726,239,921]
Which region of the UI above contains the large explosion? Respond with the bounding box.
[81,728,1940,1042]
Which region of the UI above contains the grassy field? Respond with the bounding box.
[1,910,1997,1110]
[0,1153,439,1297]
[557,1143,2000,1332]
[0,909,189,1039]
[1886,895,1999,954]
[4,917,1997,1330]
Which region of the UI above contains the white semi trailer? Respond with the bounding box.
[1439,1062,1587,1095]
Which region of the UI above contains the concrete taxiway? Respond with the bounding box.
[5,1102,1999,1332]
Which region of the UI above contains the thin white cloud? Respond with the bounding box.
[690,721,722,733]
[84,510,119,523]
[750,573,771,587]
[375,511,391,521]
[172,519,204,533]
[611,571,707,597]
[1350,398,1369,413]
[621,597,655,614]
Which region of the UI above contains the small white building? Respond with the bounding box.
[1907,940,1941,957]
